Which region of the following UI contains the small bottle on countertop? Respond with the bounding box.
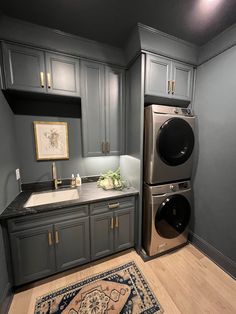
[76,173,82,187]
[71,174,76,188]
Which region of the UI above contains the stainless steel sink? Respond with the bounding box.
[24,188,79,208]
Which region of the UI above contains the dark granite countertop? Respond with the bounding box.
[0,182,139,220]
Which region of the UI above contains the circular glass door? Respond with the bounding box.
[155,195,191,239]
[157,118,194,166]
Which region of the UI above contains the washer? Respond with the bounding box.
[142,181,192,256]
[144,104,195,185]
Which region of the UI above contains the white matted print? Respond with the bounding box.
[33,121,69,160]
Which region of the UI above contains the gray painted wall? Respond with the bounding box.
[14,115,120,183]
[0,89,19,312]
[198,23,236,65]
[192,45,236,264]
[0,91,19,212]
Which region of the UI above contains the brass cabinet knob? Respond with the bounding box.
[115,216,119,228]
[111,217,114,229]
[172,80,175,94]
[48,232,53,246]
[55,231,59,244]
[168,80,171,94]
[47,73,52,88]
[108,202,120,209]
[40,72,45,88]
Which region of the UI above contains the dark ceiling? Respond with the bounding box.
[1,0,236,48]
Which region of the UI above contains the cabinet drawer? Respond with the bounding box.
[90,196,135,215]
[8,205,89,232]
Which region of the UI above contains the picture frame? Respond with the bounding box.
[33,121,69,160]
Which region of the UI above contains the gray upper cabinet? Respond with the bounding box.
[81,60,124,157]
[105,67,125,155]
[145,54,171,98]
[145,53,194,102]
[172,61,193,101]
[81,60,106,156]
[2,43,46,93]
[10,225,55,285]
[45,52,80,96]
[2,42,80,97]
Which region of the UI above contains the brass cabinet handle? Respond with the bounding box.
[111,217,114,229]
[48,232,53,246]
[115,216,119,228]
[102,142,106,154]
[55,231,59,244]
[106,142,110,154]
[168,80,171,94]
[47,72,51,88]
[40,72,45,88]
[172,80,175,94]
[108,202,120,209]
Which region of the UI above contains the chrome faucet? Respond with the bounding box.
[52,162,62,189]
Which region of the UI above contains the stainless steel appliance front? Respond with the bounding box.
[144,104,195,185]
[142,181,192,256]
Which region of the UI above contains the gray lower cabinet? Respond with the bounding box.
[55,217,90,271]
[7,197,135,285]
[10,225,55,285]
[90,212,114,260]
[90,197,135,261]
[9,211,90,286]
[145,53,194,102]
[81,60,125,157]
[114,208,134,252]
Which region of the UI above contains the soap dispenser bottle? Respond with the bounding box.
[71,174,76,188]
[76,173,81,187]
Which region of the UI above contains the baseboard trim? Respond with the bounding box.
[188,231,236,279]
[0,282,13,314]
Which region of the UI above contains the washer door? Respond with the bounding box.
[157,118,194,166]
[155,194,191,239]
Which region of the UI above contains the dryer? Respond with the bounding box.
[144,104,195,185]
[142,181,192,256]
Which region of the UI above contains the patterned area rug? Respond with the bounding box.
[35,261,163,314]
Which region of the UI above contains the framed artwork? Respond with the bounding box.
[33,121,69,160]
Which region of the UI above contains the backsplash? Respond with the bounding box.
[14,115,120,183]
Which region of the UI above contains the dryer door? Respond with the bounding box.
[155,194,191,239]
[157,118,194,166]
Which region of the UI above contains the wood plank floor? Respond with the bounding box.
[8,244,236,313]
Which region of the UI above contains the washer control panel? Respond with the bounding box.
[169,181,190,192]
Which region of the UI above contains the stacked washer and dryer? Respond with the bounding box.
[142,104,195,257]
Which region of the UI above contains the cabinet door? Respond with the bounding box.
[10,225,55,285]
[2,43,46,93]
[81,60,106,157]
[45,52,80,96]
[114,208,134,252]
[145,54,171,97]
[171,61,193,101]
[90,212,114,260]
[54,217,90,271]
[105,66,125,155]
